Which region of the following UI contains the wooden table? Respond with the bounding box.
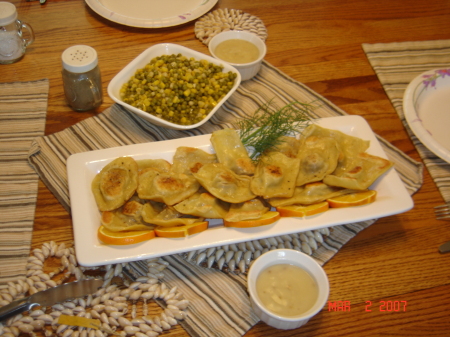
[3,0,450,335]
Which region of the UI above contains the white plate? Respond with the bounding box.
[107,43,241,130]
[403,69,450,163]
[85,0,218,28]
[67,115,413,267]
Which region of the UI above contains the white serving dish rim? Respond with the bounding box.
[67,115,413,267]
[107,43,241,130]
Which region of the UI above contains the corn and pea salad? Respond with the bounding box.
[120,54,238,126]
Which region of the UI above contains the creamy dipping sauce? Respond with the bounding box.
[256,264,318,317]
[214,39,260,64]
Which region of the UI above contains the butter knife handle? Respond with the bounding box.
[0,298,37,323]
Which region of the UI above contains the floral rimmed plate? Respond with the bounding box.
[403,68,450,163]
[85,0,218,28]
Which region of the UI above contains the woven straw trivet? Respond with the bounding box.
[195,8,268,45]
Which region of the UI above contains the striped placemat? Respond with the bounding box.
[27,61,422,337]
[0,79,48,287]
[363,39,450,203]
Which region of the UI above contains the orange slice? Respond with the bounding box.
[223,211,280,228]
[276,201,329,217]
[154,221,209,238]
[98,225,155,245]
[327,190,377,208]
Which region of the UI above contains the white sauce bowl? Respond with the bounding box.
[247,249,329,330]
[208,30,267,81]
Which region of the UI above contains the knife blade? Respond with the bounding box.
[439,240,450,254]
[0,278,103,323]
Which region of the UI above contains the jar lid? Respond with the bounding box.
[62,45,98,73]
[0,2,18,26]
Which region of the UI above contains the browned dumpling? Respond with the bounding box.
[137,168,200,205]
[271,136,301,158]
[92,157,138,211]
[323,152,393,190]
[142,205,203,227]
[295,135,340,186]
[251,151,300,199]
[193,162,256,203]
[268,182,359,207]
[210,128,255,175]
[101,197,154,232]
[137,158,171,173]
[224,198,270,222]
[140,199,165,217]
[301,124,370,173]
[174,189,230,219]
[171,146,217,175]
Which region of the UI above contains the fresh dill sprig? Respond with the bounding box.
[237,100,315,160]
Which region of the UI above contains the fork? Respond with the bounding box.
[434,203,450,220]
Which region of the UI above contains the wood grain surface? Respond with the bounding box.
[3,0,450,336]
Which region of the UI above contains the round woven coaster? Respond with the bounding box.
[195,8,268,45]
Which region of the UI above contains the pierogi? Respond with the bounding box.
[268,182,360,207]
[142,205,204,227]
[193,163,256,203]
[137,168,200,205]
[323,152,393,190]
[92,157,139,211]
[92,122,393,240]
[171,147,217,175]
[301,124,370,175]
[173,189,230,219]
[137,158,171,173]
[272,136,302,159]
[251,151,300,199]
[101,197,154,232]
[224,198,270,222]
[295,135,340,186]
[210,128,255,175]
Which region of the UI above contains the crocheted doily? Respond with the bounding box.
[195,8,268,45]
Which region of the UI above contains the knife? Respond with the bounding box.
[0,278,103,323]
[439,240,450,254]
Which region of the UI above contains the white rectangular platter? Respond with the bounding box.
[67,115,413,267]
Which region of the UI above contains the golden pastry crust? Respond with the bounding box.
[268,182,359,207]
[210,128,255,176]
[224,198,270,222]
[295,135,340,186]
[174,190,230,219]
[323,152,394,190]
[91,157,138,211]
[171,146,217,175]
[251,151,300,199]
[100,199,154,232]
[136,158,171,173]
[137,169,200,205]
[193,162,256,203]
[142,205,203,227]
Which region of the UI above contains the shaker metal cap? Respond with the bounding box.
[62,45,98,73]
[0,2,18,26]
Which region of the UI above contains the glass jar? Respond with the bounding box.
[0,2,35,64]
[61,45,103,112]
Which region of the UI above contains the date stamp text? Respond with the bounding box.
[328,300,408,312]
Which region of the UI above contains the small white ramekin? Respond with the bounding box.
[208,30,267,81]
[247,249,329,330]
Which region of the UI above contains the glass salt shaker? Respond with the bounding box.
[0,1,35,64]
[61,45,103,112]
